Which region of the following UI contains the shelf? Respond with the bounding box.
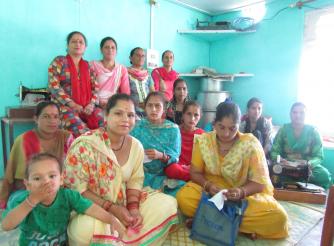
[179,73,254,81]
[177,29,255,42]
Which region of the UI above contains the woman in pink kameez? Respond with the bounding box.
[90,37,130,109]
[151,50,179,101]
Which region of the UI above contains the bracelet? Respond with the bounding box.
[25,197,37,208]
[127,201,139,210]
[203,180,211,192]
[240,187,247,199]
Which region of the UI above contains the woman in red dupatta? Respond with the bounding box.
[151,50,179,101]
[48,31,104,137]
[0,101,73,209]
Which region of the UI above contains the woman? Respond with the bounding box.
[177,102,289,239]
[166,78,190,125]
[270,102,332,188]
[91,37,130,108]
[0,101,73,209]
[131,92,184,196]
[239,97,273,156]
[151,50,179,101]
[63,94,178,245]
[165,101,204,181]
[127,47,154,116]
[48,31,104,137]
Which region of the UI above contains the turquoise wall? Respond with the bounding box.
[0,0,210,177]
[210,0,334,125]
[210,0,334,175]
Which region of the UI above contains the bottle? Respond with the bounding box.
[276,155,281,164]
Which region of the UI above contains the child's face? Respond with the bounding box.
[182,105,201,130]
[25,159,62,195]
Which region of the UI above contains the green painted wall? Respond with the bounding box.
[0,0,210,177]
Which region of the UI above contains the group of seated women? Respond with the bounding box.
[0,30,331,245]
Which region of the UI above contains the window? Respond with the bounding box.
[298,7,334,136]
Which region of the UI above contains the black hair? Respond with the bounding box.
[173,78,186,92]
[25,153,62,179]
[129,47,144,65]
[144,91,167,110]
[247,97,262,109]
[35,101,60,117]
[161,50,174,61]
[66,31,87,46]
[100,36,117,50]
[105,93,134,115]
[214,101,241,124]
[182,100,201,114]
[290,102,306,113]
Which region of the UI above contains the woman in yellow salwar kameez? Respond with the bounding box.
[176,102,288,239]
[63,94,178,245]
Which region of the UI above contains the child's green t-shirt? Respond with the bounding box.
[2,188,93,245]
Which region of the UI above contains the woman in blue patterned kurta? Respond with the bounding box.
[131,92,184,196]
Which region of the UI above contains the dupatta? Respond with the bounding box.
[66,54,92,107]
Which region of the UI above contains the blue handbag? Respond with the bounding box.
[190,192,248,246]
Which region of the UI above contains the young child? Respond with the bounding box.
[165,101,205,181]
[1,153,123,246]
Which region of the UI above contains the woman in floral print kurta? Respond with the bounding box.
[48,31,104,137]
[63,94,178,246]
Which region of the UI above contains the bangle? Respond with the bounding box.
[127,201,139,210]
[240,187,247,199]
[203,180,211,192]
[25,197,36,208]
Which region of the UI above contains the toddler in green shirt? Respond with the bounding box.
[1,153,124,246]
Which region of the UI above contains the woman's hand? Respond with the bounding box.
[223,188,243,201]
[110,216,126,239]
[159,79,166,92]
[68,101,83,113]
[99,100,107,109]
[110,205,134,227]
[84,103,94,115]
[145,149,163,160]
[129,209,143,229]
[206,182,221,196]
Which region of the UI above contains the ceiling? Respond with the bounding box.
[167,0,270,15]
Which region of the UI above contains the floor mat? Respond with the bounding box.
[163,201,324,246]
[0,201,324,246]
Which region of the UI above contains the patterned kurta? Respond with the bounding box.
[177,132,289,239]
[63,128,178,245]
[48,56,104,137]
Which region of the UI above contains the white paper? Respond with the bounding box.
[208,189,227,210]
[143,153,152,163]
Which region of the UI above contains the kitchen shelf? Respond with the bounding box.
[179,73,254,81]
[177,29,255,42]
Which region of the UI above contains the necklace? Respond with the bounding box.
[217,137,237,153]
[112,136,126,151]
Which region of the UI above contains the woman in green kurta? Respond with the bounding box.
[270,102,331,188]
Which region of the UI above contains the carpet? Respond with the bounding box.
[0,201,324,246]
[163,201,324,246]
